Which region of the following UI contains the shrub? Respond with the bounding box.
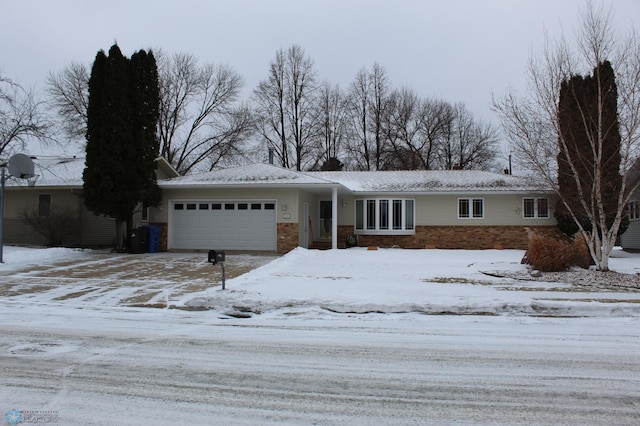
[524,228,592,272]
[19,206,81,246]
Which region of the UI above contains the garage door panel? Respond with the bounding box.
[170,200,276,251]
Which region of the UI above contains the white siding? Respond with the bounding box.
[621,220,640,250]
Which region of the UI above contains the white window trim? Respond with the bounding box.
[630,200,640,220]
[457,197,484,219]
[354,198,415,235]
[522,197,550,219]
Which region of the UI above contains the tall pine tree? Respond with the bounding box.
[555,61,627,238]
[83,44,160,250]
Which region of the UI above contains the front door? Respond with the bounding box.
[319,200,332,240]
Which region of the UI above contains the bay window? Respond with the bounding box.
[355,199,415,233]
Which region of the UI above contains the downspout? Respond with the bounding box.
[332,187,338,250]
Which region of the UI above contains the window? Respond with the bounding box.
[212,203,222,210]
[251,203,262,210]
[224,203,235,210]
[458,198,484,219]
[141,203,149,221]
[366,200,376,230]
[199,203,209,210]
[174,203,184,210]
[379,200,389,230]
[355,199,415,233]
[355,200,364,230]
[186,203,196,210]
[523,197,549,219]
[630,200,640,220]
[238,203,248,210]
[38,194,51,217]
[405,200,415,230]
[265,203,275,210]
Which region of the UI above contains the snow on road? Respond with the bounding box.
[1,246,639,424]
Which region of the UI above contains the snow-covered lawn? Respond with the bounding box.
[1,245,639,318]
[1,246,639,424]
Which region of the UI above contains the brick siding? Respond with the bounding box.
[277,222,299,253]
[352,225,559,250]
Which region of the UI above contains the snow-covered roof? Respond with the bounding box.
[162,163,337,188]
[4,156,85,188]
[6,159,542,194]
[4,156,179,189]
[310,169,536,193]
[163,163,541,194]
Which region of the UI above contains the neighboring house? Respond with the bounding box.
[621,190,640,251]
[154,163,558,253]
[3,156,179,247]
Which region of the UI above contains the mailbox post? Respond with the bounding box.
[208,250,226,289]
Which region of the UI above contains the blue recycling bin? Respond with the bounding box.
[147,225,161,253]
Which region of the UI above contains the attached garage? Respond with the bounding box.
[169,200,277,251]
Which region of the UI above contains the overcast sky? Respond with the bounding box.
[1,0,638,145]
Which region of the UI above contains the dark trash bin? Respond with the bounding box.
[147,225,161,253]
[129,226,149,254]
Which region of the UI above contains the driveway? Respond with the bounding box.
[1,251,279,308]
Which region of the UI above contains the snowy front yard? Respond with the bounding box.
[1,245,639,318]
[1,246,639,424]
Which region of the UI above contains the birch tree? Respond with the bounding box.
[493,2,640,271]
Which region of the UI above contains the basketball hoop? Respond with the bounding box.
[1,153,38,263]
[26,174,39,188]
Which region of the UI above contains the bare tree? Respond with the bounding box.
[253,45,318,171]
[417,98,454,170]
[439,103,499,170]
[344,67,371,170]
[344,63,391,170]
[46,51,254,174]
[157,52,253,174]
[253,49,289,167]
[493,2,640,271]
[1,73,52,157]
[369,63,391,170]
[384,87,422,169]
[46,62,89,142]
[313,81,348,169]
[286,45,319,171]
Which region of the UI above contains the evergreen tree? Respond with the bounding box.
[83,44,160,251]
[129,49,161,214]
[555,61,627,237]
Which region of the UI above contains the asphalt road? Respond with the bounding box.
[2,313,639,425]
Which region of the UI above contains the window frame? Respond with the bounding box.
[630,200,640,220]
[522,197,550,219]
[38,194,51,217]
[457,197,484,219]
[354,198,416,234]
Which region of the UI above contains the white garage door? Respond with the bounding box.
[170,200,277,251]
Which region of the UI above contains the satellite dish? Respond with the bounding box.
[8,154,35,179]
